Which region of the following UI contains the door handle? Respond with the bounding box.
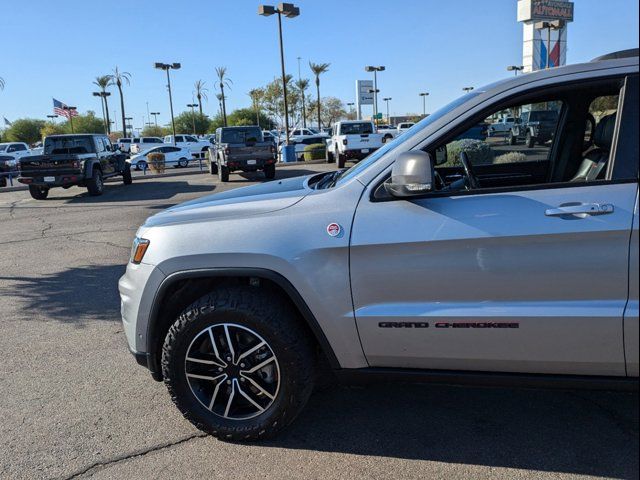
[545,203,614,217]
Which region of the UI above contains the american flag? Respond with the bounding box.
[53,98,78,118]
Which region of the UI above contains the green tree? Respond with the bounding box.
[141,125,167,137]
[295,78,310,127]
[194,80,208,116]
[2,118,45,144]
[174,111,211,135]
[215,67,232,126]
[64,111,105,134]
[108,67,131,138]
[40,122,67,139]
[248,88,264,127]
[321,97,347,127]
[261,76,300,129]
[227,108,274,129]
[93,75,112,134]
[309,62,330,129]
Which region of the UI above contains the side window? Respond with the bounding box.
[185,136,198,142]
[95,137,106,153]
[15,144,27,151]
[7,145,16,152]
[175,136,184,142]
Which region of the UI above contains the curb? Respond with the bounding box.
[0,160,329,193]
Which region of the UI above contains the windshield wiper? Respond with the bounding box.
[315,170,341,189]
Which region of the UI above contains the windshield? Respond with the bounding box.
[0,144,7,152]
[44,137,95,155]
[220,127,263,143]
[340,122,373,135]
[336,92,481,184]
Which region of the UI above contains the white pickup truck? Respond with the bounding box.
[326,120,384,168]
[163,134,211,158]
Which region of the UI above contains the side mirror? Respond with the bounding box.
[384,151,434,198]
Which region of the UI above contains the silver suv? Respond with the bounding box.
[119,50,639,440]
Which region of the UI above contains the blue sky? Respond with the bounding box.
[1,0,638,129]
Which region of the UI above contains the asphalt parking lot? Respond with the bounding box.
[0,164,637,480]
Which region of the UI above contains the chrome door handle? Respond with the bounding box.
[545,203,614,217]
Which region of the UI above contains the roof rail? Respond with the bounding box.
[591,48,639,62]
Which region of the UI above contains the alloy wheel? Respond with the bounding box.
[184,323,280,420]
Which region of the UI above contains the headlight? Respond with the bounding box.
[131,237,150,264]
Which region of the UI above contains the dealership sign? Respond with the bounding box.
[355,80,374,105]
[517,0,574,23]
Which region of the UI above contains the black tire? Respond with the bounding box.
[526,131,535,148]
[178,158,189,168]
[508,131,517,145]
[337,153,346,169]
[218,164,229,182]
[122,164,132,185]
[209,160,218,175]
[161,286,316,441]
[86,168,104,196]
[264,163,276,180]
[138,160,147,171]
[28,185,49,200]
[0,177,6,188]
[325,148,335,163]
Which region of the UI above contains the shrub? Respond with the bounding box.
[494,151,528,164]
[303,143,326,161]
[444,139,494,167]
[147,152,165,173]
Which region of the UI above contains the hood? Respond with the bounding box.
[144,173,314,228]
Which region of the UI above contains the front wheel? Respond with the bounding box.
[264,163,276,180]
[209,161,218,175]
[526,131,535,148]
[178,158,189,168]
[325,148,335,163]
[337,152,346,169]
[161,287,316,441]
[28,185,49,200]
[508,131,517,145]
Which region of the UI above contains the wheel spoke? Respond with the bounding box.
[224,379,236,418]
[236,341,266,363]
[208,327,227,366]
[187,373,224,381]
[240,373,275,400]
[224,324,236,363]
[186,356,225,368]
[236,379,265,413]
[245,355,275,373]
[208,374,227,410]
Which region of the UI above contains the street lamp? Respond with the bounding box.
[46,115,58,122]
[259,3,300,144]
[382,97,392,124]
[418,92,429,117]
[462,86,474,94]
[365,65,385,125]
[187,103,199,134]
[154,62,181,145]
[150,112,160,127]
[92,91,111,134]
[62,106,77,133]
[507,65,524,76]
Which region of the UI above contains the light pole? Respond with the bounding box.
[187,103,198,134]
[463,86,474,94]
[259,3,300,144]
[150,112,160,127]
[63,106,77,133]
[347,102,354,119]
[418,92,429,117]
[93,91,111,134]
[46,115,58,122]
[382,97,392,124]
[365,65,385,125]
[154,62,181,145]
[507,65,524,76]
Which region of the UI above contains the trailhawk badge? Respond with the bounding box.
[326,223,341,237]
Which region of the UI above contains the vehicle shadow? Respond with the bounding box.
[263,383,638,478]
[44,181,216,204]
[0,264,124,324]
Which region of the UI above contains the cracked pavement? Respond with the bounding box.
[0,168,638,480]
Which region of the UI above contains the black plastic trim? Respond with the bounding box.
[335,367,639,392]
[146,268,341,379]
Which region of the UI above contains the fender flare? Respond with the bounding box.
[84,159,102,178]
[146,267,341,377]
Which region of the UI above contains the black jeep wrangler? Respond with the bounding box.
[508,109,560,148]
[18,134,131,200]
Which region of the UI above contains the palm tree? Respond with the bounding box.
[309,62,330,129]
[93,75,112,134]
[215,93,224,117]
[248,88,264,127]
[108,67,131,137]
[194,80,208,116]
[295,78,309,128]
[215,67,232,127]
